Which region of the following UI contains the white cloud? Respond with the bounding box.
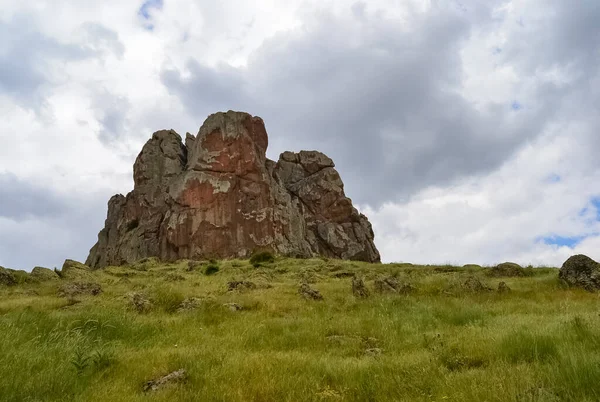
[0,0,599,270]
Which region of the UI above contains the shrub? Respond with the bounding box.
[204,262,220,275]
[250,251,275,267]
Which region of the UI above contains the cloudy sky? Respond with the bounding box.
[1,0,599,270]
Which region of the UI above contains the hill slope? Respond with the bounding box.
[1,258,599,401]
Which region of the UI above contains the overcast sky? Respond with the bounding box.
[1,0,599,270]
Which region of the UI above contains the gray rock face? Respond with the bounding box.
[559,254,600,291]
[87,111,380,268]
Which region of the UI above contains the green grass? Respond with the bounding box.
[0,258,599,401]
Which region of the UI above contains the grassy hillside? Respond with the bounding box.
[1,257,599,402]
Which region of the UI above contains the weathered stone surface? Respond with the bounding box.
[559,254,600,291]
[299,283,323,300]
[60,259,92,280]
[30,267,59,281]
[58,282,102,298]
[143,369,187,392]
[352,276,370,298]
[0,266,17,286]
[87,111,381,268]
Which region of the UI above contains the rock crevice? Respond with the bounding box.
[87,111,380,268]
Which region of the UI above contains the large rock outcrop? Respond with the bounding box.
[559,254,600,291]
[87,111,380,268]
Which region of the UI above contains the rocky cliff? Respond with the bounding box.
[87,111,380,268]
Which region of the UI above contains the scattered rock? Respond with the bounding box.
[165,273,185,282]
[332,271,355,278]
[352,276,370,298]
[489,262,525,277]
[374,276,415,294]
[0,267,16,286]
[462,277,492,293]
[223,302,243,311]
[87,111,381,268]
[299,283,323,300]
[58,282,102,298]
[177,297,201,312]
[497,281,511,293]
[227,281,257,292]
[559,254,600,291]
[30,267,59,281]
[364,348,383,357]
[143,369,187,392]
[126,292,153,313]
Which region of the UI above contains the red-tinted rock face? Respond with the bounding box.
[86,111,380,268]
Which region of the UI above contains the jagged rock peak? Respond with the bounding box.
[86,110,380,268]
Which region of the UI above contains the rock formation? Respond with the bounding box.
[87,111,380,268]
[559,254,600,291]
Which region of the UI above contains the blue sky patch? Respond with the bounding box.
[546,173,560,183]
[539,235,587,248]
[139,0,163,20]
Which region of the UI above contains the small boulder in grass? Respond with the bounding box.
[299,283,323,300]
[58,282,102,298]
[352,276,370,298]
[374,276,415,294]
[126,292,153,313]
[462,276,492,293]
[223,302,243,311]
[497,281,511,293]
[227,280,257,292]
[143,369,187,392]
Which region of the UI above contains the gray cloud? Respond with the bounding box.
[161,3,562,205]
[92,90,131,145]
[0,173,69,220]
[0,179,111,270]
[0,15,123,110]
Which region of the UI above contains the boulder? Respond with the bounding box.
[30,267,59,281]
[352,276,370,298]
[497,281,511,293]
[559,254,600,291]
[60,259,92,280]
[462,276,492,292]
[374,276,414,294]
[0,266,16,286]
[299,283,323,300]
[489,262,525,277]
[57,282,102,298]
[87,111,380,268]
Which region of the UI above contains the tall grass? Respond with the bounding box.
[1,258,599,401]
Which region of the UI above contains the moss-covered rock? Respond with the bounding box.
[30,267,60,281]
[489,262,525,277]
[0,266,17,286]
[59,259,92,280]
